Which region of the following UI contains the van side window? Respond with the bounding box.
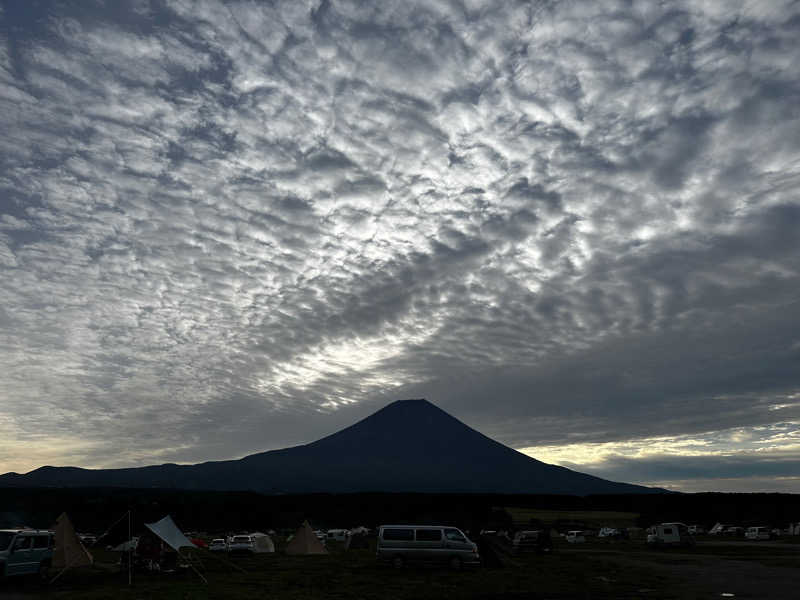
[444,529,466,542]
[33,536,49,549]
[416,529,442,541]
[663,528,673,535]
[13,536,32,551]
[383,528,414,541]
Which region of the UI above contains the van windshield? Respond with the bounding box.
[0,532,14,550]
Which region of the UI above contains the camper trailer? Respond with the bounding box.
[646,523,694,547]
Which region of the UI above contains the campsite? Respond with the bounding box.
[2,525,800,599]
[2,489,800,598]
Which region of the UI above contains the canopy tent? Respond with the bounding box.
[112,538,138,552]
[52,512,93,577]
[251,532,275,553]
[144,515,196,552]
[285,521,327,555]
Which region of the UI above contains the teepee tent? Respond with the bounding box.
[285,521,327,555]
[51,512,93,581]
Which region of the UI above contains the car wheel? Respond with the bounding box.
[449,556,462,570]
[392,556,404,569]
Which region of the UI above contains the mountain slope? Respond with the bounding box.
[0,399,662,494]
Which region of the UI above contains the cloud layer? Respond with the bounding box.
[1,1,799,491]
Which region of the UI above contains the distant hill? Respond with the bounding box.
[0,399,664,494]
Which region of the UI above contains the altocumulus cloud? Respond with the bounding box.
[1,0,799,491]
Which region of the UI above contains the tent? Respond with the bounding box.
[112,538,138,552]
[251,532,275,553]
[141,515,205,582]
[285,521,327,555]
[144,515,196,552]
[51,513,93,581]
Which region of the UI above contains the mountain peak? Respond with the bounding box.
[0,398,663,495]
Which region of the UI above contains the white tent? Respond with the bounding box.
[144,515,196,552]
[53,513,93,569]
[251,532,275,553]
[285,521,327,555]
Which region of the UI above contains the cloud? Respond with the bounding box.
[0,0,799,491]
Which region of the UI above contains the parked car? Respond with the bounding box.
[0,529,54,580]
[687,525,705,535]
[326,529,350,542]
[745,526,771,541]
[512,530,553,553]
[646,523,695,547]
[228,535,256,553]
[565,531,586,543]
[377,525,480,569]
[209,538,228,552]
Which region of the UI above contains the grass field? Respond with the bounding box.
[3,537,800,599]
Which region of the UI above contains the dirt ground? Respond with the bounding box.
[1,538,798,599]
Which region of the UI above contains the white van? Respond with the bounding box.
[377,525,479,569]
[646,523,694,547]
[745,526,770,541]
[565,531,586,543]
[326,529,350,542]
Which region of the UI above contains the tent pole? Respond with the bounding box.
[127,509,132,586]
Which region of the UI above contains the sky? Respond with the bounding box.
[1,0,799,493]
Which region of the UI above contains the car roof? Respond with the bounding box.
[0,529,51,534]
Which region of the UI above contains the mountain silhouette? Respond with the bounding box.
[0,399,662,494]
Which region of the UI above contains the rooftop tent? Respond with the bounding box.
[144,515,196,552]
[285,521,327,555]
[52,512,93,569]
[251,532,275,553]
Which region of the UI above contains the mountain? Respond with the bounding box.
[0,399,662,494]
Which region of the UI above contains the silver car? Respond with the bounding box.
[0,529,54,580]
[377,525,479,569]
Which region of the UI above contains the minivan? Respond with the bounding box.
[0,529,54,580]
[377,525,479,569]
